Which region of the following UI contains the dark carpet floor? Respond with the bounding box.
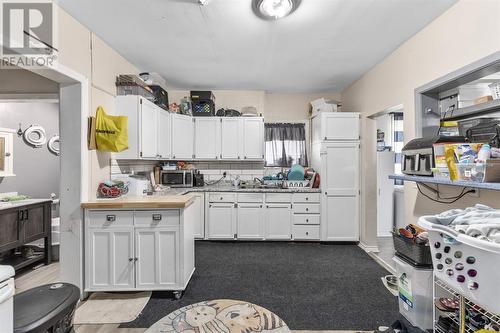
[121,241,398,330]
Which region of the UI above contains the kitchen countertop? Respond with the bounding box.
[0,198,52,211]
[81,195,195,209]
[173,185,322,195]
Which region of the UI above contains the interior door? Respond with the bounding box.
[194,118,220,159]
[242,118,264,160]
[220,118,240,159]
[157,110,171,159]
[86,228,134,290]
[207,203,235,239]
[171,114,194,159]
[135,228,179,289]
[237,203,263,239]
[22,204,46,243]
[140,99,158,158]
[322,113,360,141]
[0,209,20,252]
[264,204,291,240]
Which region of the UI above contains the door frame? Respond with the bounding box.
[4,55,90,296]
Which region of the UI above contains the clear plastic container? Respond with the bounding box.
[455,163,486,182]
[393,256,434,330]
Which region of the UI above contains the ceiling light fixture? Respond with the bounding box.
[252,0,301,20]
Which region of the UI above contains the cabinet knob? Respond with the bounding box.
[129,258,133,262]
[106,215,116,222]
[220,197,223,200]
[305,208,309,211]
[134,257,138,261]
[306,232,309,235]
[306,219,309,223]
[306,197,309,201]
[5,152,11,157]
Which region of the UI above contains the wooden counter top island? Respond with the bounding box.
[80,194,195,209]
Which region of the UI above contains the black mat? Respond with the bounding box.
[121,241,398,330]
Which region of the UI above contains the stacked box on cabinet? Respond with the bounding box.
[191,91,216,117]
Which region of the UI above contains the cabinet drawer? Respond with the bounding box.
[293,225,320,240]
[134,210,180,227]
[265,193,292,203]
[293,214,320,225]
[208,193,236,203]
[293,204,320,214]
[293,193,320,203]
[87,210,134,228]
[237,193,263,203]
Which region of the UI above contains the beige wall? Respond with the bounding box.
[0,69,59,94]
[265,92,341,122]
[341,0,500,248]
[55,6,140,199]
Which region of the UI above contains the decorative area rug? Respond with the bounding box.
[145,299,290,333]
[121,242,398,330]
[74,291,152,324]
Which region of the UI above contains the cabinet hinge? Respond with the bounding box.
[140,99,142,104]
[234,233,237,239]
[192,154,195,158]
[192,118,195,123]
[291,204,293,209]
[140,151,143,157]
[234,203,238,208]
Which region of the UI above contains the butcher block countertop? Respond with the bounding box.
[81,195,195,209]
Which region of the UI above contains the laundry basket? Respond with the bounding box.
[418,216,500,314]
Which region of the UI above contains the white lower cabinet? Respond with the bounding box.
[135,228,178,289]
[237,203,264,240]
[264,203,292,240]
[86,228,135,291]
[323,195,359,241]
[85,208,194,292]
[207,203,236,239]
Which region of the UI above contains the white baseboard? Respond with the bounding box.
[358,242,379,253]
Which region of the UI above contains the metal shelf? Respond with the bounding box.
[441,98,500,121]
[389,174,500,191]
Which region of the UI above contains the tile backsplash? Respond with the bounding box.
[111,159,268,182]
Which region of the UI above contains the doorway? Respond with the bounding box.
[369,105,405,272]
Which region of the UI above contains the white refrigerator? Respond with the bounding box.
[311,112,360,241]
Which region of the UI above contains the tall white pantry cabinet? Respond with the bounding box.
[311,112,360,242]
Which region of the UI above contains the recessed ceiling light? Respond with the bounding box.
[252,0,301,20]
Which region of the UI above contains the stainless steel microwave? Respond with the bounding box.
[160,170,193,187]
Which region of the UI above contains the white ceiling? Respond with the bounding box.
[57,0,457,92]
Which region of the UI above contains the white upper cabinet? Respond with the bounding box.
[194,118,220,160]
[241,118,264,160]
[220,118,241,160]
[312,112,360,142]
[115,96,171,160]
[171,114,194,160]
[140,100,158,159]
[157,110,172,159]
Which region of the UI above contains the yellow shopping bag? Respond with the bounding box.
[95,106,128,152]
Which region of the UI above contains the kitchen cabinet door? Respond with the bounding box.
[220,118,241,159]
[191,193,205,239]
[157,110,171,159]
[237,203,263,240]
[323,196,359,241]
[264,204,291,240]
[140,99,158,159]
[0,209,21,252]
[194,118,220,159]
[322,142,360,196]
[321,112,360,141]
[86,228,135,291]
[242,118,264,160]
[135,228,179,289]
[171,114,194,159]
[207,203,236,239]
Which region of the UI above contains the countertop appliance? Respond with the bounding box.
[402,136,464,176]
[193,171,204,187]
[161,170,194,187]
[128,175,151,196]
[0,265,15,333]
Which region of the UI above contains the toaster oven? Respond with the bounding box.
[160,170,193,187]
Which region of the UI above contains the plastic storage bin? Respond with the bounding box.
[393,232,432,266]
[394,256,434,330]
[418,216,500,314]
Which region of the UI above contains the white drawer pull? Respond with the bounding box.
[106,215,116,222]
[152,214,162,221]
